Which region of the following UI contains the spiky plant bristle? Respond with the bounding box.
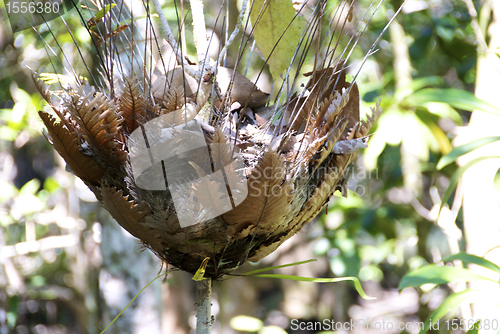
[33,0,398,278]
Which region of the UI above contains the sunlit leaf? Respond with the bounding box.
[250,0,305,79]
[39,73,83,85]
[0,126,18,141]
[402,112,433,161]
[424,102,462,125]
[410,76,444,91]
[440,155,500,212]
[418,290,488,334]
[437,136,500,170]
[94,3,116,22]
[406,88,500,116]
[399,265,495,290]
[466,320,481,334]
[192,257,210,281]
[19,179,41,196]
[230,315,264,332]
[442,252,500,274]
[427,121,452,154]
[0,180,18,201]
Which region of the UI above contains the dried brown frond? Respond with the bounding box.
[337,83,360,140]
[187,176,233,217]
[38,110,103,185]
[160,87,185,114]
[223,150,293,240]
[66,89,126,163]
[210,127,234,168]
[303,64,348,111]
[99,184,162,251]
[151,81,211,126]
[311,119,349,169]
[118,76,147,134]
[358,98,383,137]
[317,89,349,134]
[288,165,343,233]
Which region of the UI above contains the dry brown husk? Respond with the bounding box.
[36,41,381,279]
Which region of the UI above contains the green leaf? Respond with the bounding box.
[442,252,500,274]
[406,88,500,116]
[440,155,500,212]
[94,3,116,22]
[437,136,500,169]
[418,290,488,334]
[409,76,444,91]
[424,102,463,125]
[20,179,41,196]
[39,73,84,85]
[248,274,374,300]
[466,320,481,334]
[241,259,316,276]
[192,257,210,281]
[250,0,305,79]
[399,265,494,290]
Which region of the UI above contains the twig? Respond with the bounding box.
[190,0,211,79]
[196,278,212,334]
[214,0,249,71]
[151,0,198,78]
[461,0,488,55]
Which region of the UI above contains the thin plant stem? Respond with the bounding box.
[190,0,211,79]
[214,0,249,71]
[151,0,198,78]
[196,278,212,334]
[461,0,488,54]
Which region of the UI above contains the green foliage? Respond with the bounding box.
[440,155,500,213]
[443,252,500,274]
[399,265,495,289]
[416,290,487,334]
[249,0,305,79]
[400,254,500,333]
[437,136,500,169]
[406,88,500,117]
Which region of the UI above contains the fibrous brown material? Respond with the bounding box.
[35,0,382,279]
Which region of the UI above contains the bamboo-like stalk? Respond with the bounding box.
[196,278,212,334]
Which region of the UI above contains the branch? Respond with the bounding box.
[196,278,212,334]
[151,0,198,78]
[461,0,488,55]
[214,0,249,70]
[190,0,211,79]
